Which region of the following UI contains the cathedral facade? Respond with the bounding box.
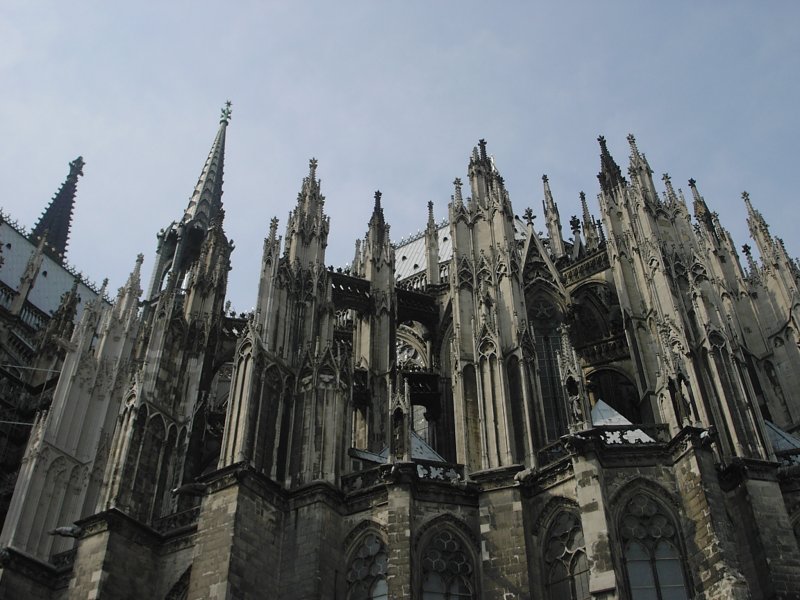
[0,106,799,599]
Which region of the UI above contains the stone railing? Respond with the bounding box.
[50,548,76,570]
[342,466,384,494]
[594,423,671,446]
[152,506,200,534]
[414,459,464,482]
[342,460,466,493]
[775,448,800,467]
[19,302,48,331]
[575,333,629,365]
[536,440,569,468]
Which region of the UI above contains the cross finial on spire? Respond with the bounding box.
[309,157,318,180]
[523,207,535,226]
[220,100,233,124]
[626,133,638,155]
[478,139,487,161]
[542,174,548,183]
[453,178,463,204]
[688,178,697,188]
[70,156,85,177]
[374,190,382,210]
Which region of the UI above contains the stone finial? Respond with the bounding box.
[742,244,752,257]
[542,174,548,183]
[627,133,639,155]
[478,139,488,161]
[220,100,232,124]
[570,215,581,234]
[309,158,318,180]
[374,190,382,210]
[453,178,463,204]
[523,207,535,226]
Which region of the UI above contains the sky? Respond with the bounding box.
[1,1,798,311]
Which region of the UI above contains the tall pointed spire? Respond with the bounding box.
[743,191,775,264]
[542,174,566,258]
[425,201,441,285]
[30,156,84,264]
[580,191,599,250]
[182,101,231,227]
[689,178,715,234]
[597,136,625,195]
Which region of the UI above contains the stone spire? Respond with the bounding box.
[182,101,231,227]
[542,175,566,258]
[743,191,775,264]
[453,178,463,206]
[367,190,389,252]
[741,244,760,280]
[689,178,716,235]
[30,156,84,264]
[662,173,678,204]
[580,191,600,251]
[113,253,144,323]
[425,201,440,285]
[597,136,625,195]
[626,134,658,205]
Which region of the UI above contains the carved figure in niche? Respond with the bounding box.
[668,377,691,427]
[566,377,584,423]
[392,408,406,460]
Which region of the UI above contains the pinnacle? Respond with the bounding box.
[30,156,85,263]
[183,105,229,226]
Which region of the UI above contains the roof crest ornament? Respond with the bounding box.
[220,100,232,124]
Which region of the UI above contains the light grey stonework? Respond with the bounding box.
[1,113,800,598]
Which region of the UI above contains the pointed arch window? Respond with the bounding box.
[346,533,388,600]
[620,493,689,600]
[543,511,590,600]
[421,530,475,599]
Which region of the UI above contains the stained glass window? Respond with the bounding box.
[620,493,689,600]
[347,533,388,600]
[421,530,475,599]
[543,511,590,600]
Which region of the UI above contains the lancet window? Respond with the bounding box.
[543,510,590,600]
[620,493,689,600]
[420,529,475,599]
[346,533,388,600]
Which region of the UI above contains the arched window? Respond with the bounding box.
[543,511,590,600]
[421,529,475,599]
[346,533,388,600]
[620,493,689,600]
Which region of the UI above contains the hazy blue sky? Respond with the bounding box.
[2,1,798,310]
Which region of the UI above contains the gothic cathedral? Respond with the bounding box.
[1,106,799,599]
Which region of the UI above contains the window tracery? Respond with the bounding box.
[421,529,475,599]
[543,511,590,600]
[620,493,689,600]
[346,533,388,600]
